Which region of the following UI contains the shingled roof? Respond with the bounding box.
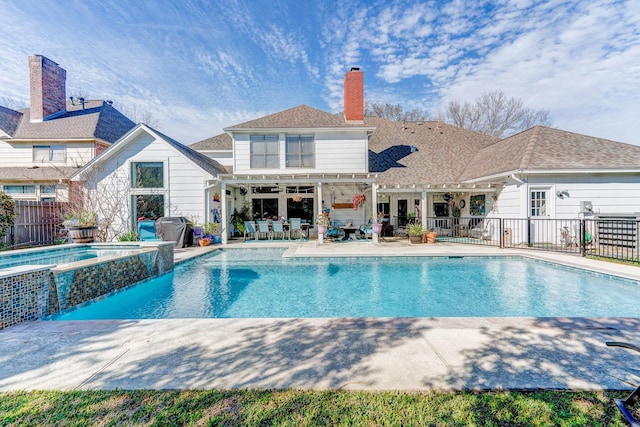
[189,133,232,150]
[224,105,371,130]
[0,106,22,137]
[149,126,228,176]
[366,117,499,186]
[0,166,80,181]
[6,99,135,143]
[459,126,640,181]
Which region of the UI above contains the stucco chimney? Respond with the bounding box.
[344,67,364,122]
[29,55,66,122]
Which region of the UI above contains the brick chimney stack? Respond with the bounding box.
[344,67,364,122]
[29,55,66,122]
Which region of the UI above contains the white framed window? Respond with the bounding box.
[530,189,548,217]
[4,185,36,194]
[40,184,56,194]
[33,145,65,162]
[285,135,314,168]
[131,162,164,188]
[250,135,279,168]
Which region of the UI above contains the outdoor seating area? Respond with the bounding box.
[243,219,309,241]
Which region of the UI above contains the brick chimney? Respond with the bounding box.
[29,55,66,122]
[344,67,364,122]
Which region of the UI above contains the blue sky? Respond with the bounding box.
[1,0,639,145]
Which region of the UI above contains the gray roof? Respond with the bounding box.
[0,106,22,137]
[189,133,232,150]
[5,100,135,143]
[366,117,499,185]
[224,105,370,130]
[460,126,640,181]
[0,166,80,181]
[145,126,228,176]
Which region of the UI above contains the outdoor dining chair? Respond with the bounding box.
[271,220,286,240]
[243,221,257,241]
[257,220,271,240]
[289,218,305,240]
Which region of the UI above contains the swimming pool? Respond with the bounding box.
[52,248,640,319]
[0,244,144,270]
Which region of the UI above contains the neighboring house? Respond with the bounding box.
[0,55,135,202]
[71,123,226,240]
[190,67,640,245]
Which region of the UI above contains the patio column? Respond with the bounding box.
[220,182,228,245]
[421,190,427,231]
[317,181,324,244]
[372,182,379,243]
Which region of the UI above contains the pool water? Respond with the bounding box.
[0,245,142,270]
[53,248,640,319]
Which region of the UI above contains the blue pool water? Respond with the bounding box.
[0,244,143,270]
[53,248,640,319]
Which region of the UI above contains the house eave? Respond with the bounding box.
[223,126,376,133]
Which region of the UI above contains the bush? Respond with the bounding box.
[0,191,16,244]
[117,230,138,241]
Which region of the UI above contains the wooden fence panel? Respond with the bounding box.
[2,201,68,248]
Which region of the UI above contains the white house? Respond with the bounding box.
[71,124,226,240]
[190,68,640,245]
[0,55,136,202]
[70,67,640,245]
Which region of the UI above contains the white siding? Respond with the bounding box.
[0,140,95,167]
[232,130,368,175]
[526,174,640,218]
[91,130,214,236]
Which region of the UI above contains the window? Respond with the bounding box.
[33,145,65,162]
[286,135,314,168]
[131,162,164,188]
[530,190,547,217]
[133,194,164,221]
[40,184,56,194]
[250,135,279,168]
[4,185,36,194]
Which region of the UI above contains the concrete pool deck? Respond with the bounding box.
[1,240,640,391]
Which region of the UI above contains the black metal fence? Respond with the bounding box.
[1,201,67,249]
[429,216,640,263]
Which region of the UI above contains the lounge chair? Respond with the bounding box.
[137,220,162,241]
[606,341,640,426]
[243,221,257,241]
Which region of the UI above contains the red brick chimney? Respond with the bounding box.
[29,55,66,122]
[344,67,364,122]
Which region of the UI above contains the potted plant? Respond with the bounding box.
[203,222,221,244]
[407,223,424,244]
[64,210,99,243]
[315,213,329,235]
[372,213,384,234]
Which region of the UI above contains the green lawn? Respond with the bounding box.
[0,390,634,426]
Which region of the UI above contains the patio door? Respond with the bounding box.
[529,188,551,244]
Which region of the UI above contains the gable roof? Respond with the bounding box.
[460,126,640,181]
[72,124,227,180]
[149,127,228,176]
[189,133,232,150]
[224,105,372,130]
[5,100,135,143]
[366,117,499,185]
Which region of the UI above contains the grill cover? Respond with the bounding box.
[155,217,193,247]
